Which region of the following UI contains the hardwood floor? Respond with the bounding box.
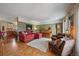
[0,38,55,56]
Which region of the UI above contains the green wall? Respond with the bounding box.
[18,22,33,31]
[18,22,56,35]
[18,22,26,31]
[36,24,56,35]
[50,24,56,35]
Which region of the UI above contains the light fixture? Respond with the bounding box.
[34,26,37,30]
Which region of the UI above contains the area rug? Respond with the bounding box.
[27,38,52,53]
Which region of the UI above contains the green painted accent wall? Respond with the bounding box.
[36,24,56,35]
[18,21,56,35]
[18,22,26,31]
[18,22,33,31]
[50,24,56,35]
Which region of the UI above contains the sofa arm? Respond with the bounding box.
[48,41,64,56]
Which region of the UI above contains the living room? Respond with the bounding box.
[0,3,79,56]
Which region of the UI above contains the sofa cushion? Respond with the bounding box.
[61,39,75,56]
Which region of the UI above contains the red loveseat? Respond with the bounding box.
[34,33,42,39]
[19,31,34,42]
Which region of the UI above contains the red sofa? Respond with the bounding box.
[34,33,42,39]
[19,31,34,42]
[19,30,42,42]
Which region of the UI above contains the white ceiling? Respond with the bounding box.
[0,3,72,24]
